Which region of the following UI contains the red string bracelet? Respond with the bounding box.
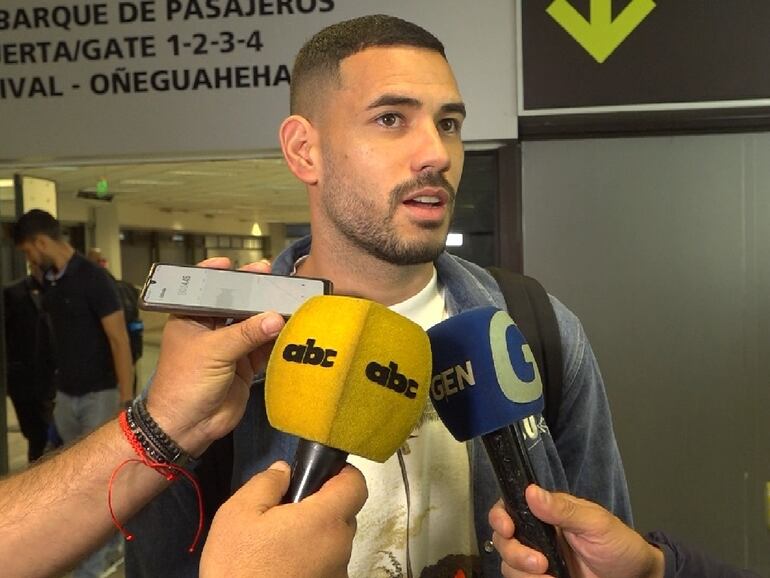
[109,410,205,553]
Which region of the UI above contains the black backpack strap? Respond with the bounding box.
[486,267,564,433]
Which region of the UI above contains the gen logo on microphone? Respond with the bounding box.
[366,361,420,399]
[282,338,337,368]
[431,359,475,401]
[489,311,543,403]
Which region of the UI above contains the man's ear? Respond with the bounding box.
[279,115,320,186]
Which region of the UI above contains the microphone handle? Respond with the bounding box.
[283,439,349,503]
[482,421,571,578]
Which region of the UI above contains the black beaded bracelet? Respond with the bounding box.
[129,398,199,470]
[125,405,167,465]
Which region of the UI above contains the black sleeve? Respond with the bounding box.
[87,267,122,320]
[646,531,764,578]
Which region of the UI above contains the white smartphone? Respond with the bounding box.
[139,263,332,318]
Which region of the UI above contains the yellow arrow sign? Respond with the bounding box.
[546,0,656,63]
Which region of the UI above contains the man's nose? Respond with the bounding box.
[411,120,451,175]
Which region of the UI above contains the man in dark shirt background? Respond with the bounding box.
[12,209,133,578]
[87,246,144,392]
[3,263,55,462]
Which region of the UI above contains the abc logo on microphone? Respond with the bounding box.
[266,295,431,462]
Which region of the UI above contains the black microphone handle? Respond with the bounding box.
[283,439,349,503]
[482,421,571,578]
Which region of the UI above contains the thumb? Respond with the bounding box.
[208,312,285,362]
[230,461,292,514]
[306,464,368,523]
[525,485,602,535]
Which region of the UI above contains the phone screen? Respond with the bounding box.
[140,263,330,317]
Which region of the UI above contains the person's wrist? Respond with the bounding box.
[144,395,211,459]
[639,543,666,578]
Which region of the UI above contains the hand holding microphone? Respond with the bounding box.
[201,461,368,578]
[265,295,432,502]
[428,306,570,578]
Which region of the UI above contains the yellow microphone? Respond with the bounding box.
[265,295,431,502]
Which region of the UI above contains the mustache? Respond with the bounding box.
[390,173,456,209]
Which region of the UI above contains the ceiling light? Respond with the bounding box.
[166,170,236,177]
[248,157,285,164]
[120,179,185,186]
[0,178,14,187]
[42,166,80,172]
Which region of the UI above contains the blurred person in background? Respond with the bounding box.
[3,262,55,462]
[13,209,134,578]
[87,247,144,393]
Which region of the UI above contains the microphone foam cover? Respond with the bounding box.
[266,295,431,462]
[427,306,545,441]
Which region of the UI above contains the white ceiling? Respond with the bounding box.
[0,157,310,223]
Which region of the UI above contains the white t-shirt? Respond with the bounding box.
[347,268,480,578]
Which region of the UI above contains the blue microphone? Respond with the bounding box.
[428,306,570,578]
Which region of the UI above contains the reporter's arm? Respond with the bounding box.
[201,462,367,578]
[0,419,175,577]
[0,257,284,578]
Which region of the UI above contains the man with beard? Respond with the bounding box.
[13,209,134,578]
[127,15,631,578]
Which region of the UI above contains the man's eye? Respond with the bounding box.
[378,113,401,127]
[439,118,460,133]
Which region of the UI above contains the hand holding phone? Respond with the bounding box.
[139,263,332,318]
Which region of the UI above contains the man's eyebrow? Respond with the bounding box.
[366,94,467,118]
[366,94,421,110]
[440,102,466,118]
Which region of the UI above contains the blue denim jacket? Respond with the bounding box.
[126,236,631,578]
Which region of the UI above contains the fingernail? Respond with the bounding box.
[261,314,284,337]
[526,555,539,571]
[269,460,290,473]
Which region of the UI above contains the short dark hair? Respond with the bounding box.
[290,14,446,116]
[12,209,62,245]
